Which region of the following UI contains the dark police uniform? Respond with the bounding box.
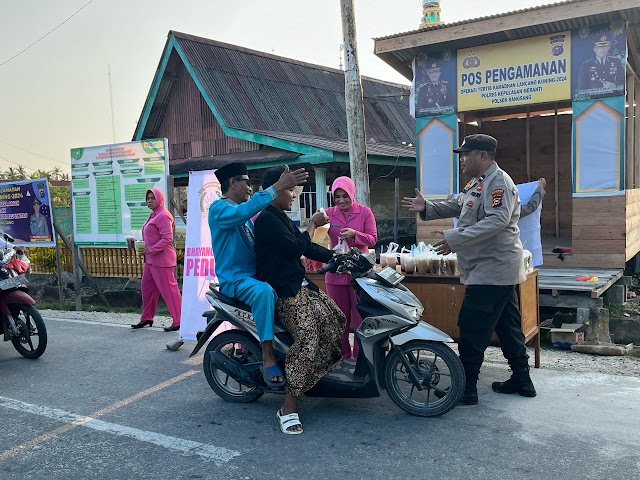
[419,80,450,108]
[419,134,533,402]
[577,34,622,92]
[578,56,621,91]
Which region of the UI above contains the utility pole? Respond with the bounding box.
[340,0,370,206]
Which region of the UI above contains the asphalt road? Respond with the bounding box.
[0,317,638,480]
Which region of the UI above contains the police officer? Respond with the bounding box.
[402,134,536,405]
[577,34,621,92]
[418,62,450,111]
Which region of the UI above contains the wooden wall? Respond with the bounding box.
[626,189,640,261]
[476,115,573,238]
[571,195,626,267]
[156,62,260,160]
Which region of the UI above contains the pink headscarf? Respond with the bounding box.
[143,188,174,228]
[331,176,358,206]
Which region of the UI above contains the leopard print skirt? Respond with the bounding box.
[275,286,346,396]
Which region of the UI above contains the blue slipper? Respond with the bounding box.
[260,364,286,387]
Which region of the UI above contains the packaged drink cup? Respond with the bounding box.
[135,240,145,255]
[404,255,416,274]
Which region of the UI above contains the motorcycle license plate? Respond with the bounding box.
[0,274,27,291]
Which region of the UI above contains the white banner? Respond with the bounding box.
[516,181,543,267]
[179,170,221,341]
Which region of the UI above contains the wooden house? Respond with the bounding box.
[132,31,417,242]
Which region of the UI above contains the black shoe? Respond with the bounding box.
[164,325,180,332]
[492,373,537,397]
[491,366,536,397]
[131,320,153,329]
[459,385,478,405]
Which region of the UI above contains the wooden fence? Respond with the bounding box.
[29,246,185,279]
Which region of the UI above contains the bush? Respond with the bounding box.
[28,247,57,271]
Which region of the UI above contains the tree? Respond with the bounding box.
[0,166,70,207]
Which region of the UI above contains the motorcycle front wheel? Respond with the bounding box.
[9,304,47,359]
[384,340,464,417]
[203,330,264,403]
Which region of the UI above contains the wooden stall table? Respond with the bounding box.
[306,269,541,368]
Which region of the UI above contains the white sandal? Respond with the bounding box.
[276,409,303,435]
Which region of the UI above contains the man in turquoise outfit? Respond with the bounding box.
[208,162,308,386]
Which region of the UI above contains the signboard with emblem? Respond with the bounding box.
[70,138,169,246]
[0,178,55,247]
[412,24,627,115]
[456,32,572,111]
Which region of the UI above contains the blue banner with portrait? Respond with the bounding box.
[0,178,56,247]
[415,51,457,118]
[572,23,627,101]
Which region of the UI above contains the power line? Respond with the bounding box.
[0,0,96,69]
[0,154,38,172]
[0,139,68,165]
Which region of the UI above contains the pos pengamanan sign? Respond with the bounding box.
[457,32,571,111]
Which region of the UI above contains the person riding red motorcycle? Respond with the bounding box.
[0,233,47,359]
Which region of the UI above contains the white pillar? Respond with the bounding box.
[315,167,328,210]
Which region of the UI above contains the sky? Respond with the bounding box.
[0,0,554,174]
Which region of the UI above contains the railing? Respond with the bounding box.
[28,246,185,279]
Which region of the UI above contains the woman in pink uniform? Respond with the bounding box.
[324,176,377,359]
[131,188,182,332]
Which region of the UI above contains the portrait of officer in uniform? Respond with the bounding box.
[417,61,451,114]
[577,33,624,95]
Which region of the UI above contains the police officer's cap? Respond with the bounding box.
[594,34,612,47]
[453,134,498,154]
[427,62,441,72]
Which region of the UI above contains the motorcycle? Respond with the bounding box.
[0,233,47,359]
[190,248,465,417]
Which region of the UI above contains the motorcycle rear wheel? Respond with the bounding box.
[384,340,464,417]
[204,330,264,403]
[9,304,47,359]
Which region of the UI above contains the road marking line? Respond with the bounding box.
[0,396,239,463]
[0,370,238,463]
[182,353,204,365]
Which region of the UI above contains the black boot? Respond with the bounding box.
[492,359,536,397]
[459,384,478,405]
[458,368,478,405]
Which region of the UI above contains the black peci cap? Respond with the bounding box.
[453,134,498,154]
[215,162,248,185]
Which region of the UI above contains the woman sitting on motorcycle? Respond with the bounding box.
[254,167,346,435]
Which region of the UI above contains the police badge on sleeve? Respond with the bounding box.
[491,188,504,208]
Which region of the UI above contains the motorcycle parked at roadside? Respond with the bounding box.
[0,233,47,359]
[191,248,465,417]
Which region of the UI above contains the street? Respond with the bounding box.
[0,316,638,480]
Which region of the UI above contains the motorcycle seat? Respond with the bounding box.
[209,289,252,312]
[208,285,289,333]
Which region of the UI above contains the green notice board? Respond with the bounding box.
[70,139,169,246]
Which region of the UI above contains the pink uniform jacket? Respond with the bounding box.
[142,188,177,268]
[324,203,377,286]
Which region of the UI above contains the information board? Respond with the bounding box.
[70,139,169,246]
